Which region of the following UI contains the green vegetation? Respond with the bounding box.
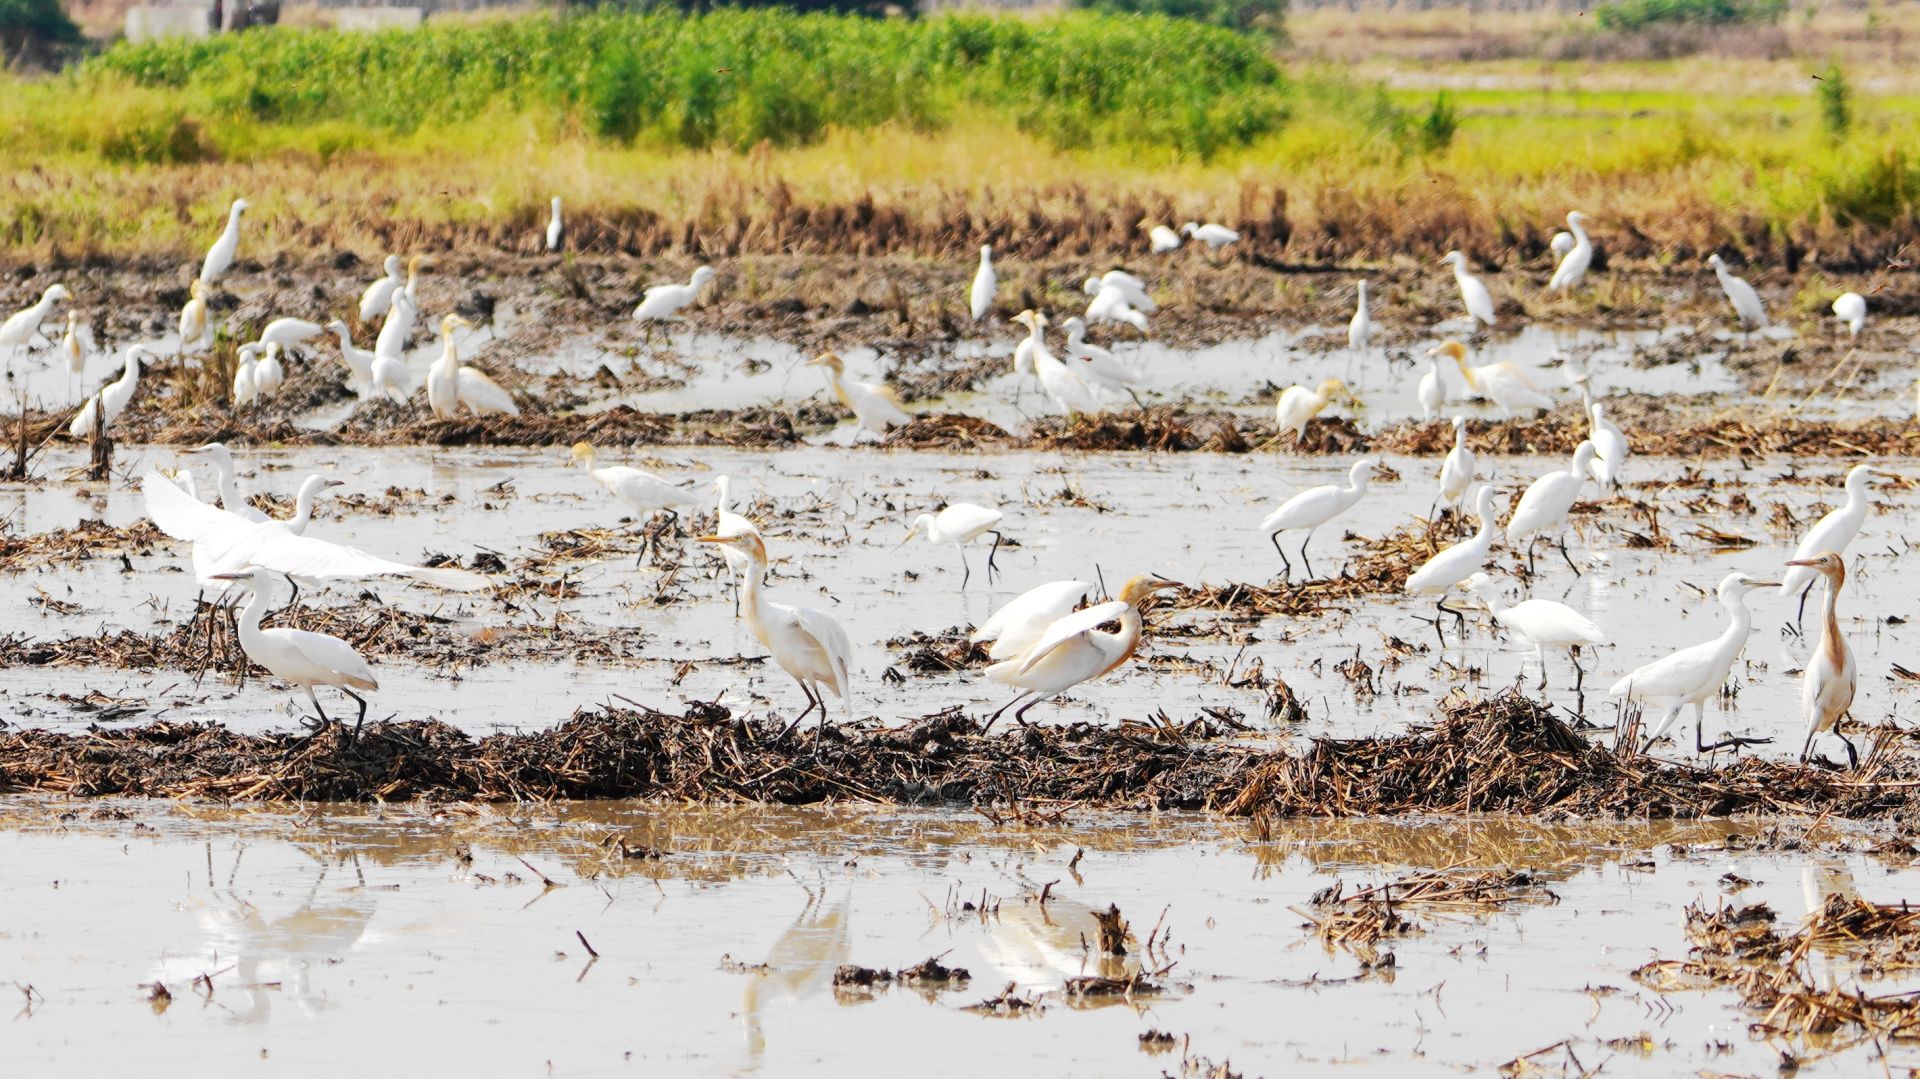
[72,10,1292,159]
[1817,61,1851,141]
[1593,0,1787,32]
[1068,0,1286,38]
[1,0,81,60]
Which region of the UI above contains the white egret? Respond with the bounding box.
[970,580,1094,660]
[1088,270,1156,314]
[1466,572,1605,691]
[1143,222,1182,254]
[1436,415,1475,518]
[1348,281,1372,359]
[231,344,260,409]
[1506,441,1595,575]
[259,316,324,354]
[358,255,405,322]
[60,310,87,381]
[1061,317,1146,404]
[1260,456,1381,581]
[545,196,564,252]
[1,283,71,368]
[183,442,268,522]
[178,280,211,355]
[142,470,490,592]
[1274,377,1351,444]
[403,253,425,305]
[1546,211,1592,292]
[1707,253,1768,330]
[1832,292,1866,338]
[67,345,151,440]
[969,245,995,321]
[633,266,716,325]
[570,442,698,527]
[696,531,852,736]
[1406,485,1500,646]
[1588,402,1629,489]
[712,475,761,614]
[199,198,249,284]
[1430,340,1552,416]
[1082,276,1150,334]
[806,352,911,436]
[982,575,1183,729]
[1012,311,1097,418]
[368,344,410,404]
[325,319,375,397]
[1440,251,1497,328]
[1612,571,1778,754]
[1780,464,1891,623]
[1550,231,1575,257]
[1417,355,1444,421]
[374,286,417,363]
[426,314,518,418]
[1789,552,1858,767]
[210,568,379,731]
[901,502,1005,588]
[1180,222,1239,250]
[252,341,285,398]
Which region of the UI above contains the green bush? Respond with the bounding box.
[82,10,1295,159]
[1593,0,1786,31]
[1816,61,1851,141]
[1068,0,1286,38]
[1821,148,1919,227]
[1419,91,1459,152]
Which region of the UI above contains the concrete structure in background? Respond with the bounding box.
[333,6,422,30]
[124,5,213,41]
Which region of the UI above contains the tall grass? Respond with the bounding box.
[70,10,1293,160]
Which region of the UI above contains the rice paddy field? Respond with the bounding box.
[6,4,1920,1076]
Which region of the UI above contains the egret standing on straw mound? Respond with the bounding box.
[1790,551,1859,767]
[980,575,1184,730]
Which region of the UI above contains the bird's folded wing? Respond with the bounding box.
[249,532,492,591]
[793,607,853,696]
[456,368,519,414]
[142,470,251,543]
[1017,600,1129,676]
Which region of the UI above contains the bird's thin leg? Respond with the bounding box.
[343,688,369,740]
[287,578,302,608]
[1800,726,1818,764]
[958,546,972,590]
[1838,712,1859,770]
[1126,388,1146,411]
[1570,646,1586,692]
[1696,699,1773,754]
[985,531,1003,583]
[1525,537,1539,576]
[1557,534,1580,576]
[1795,581,1813,627]
[304,685,332,732]
[1535,645,1548,691]
[1299,531,1316,581]
[779,682,820,742]
[982,691,1033,734]
[1010,694,1049,726]
[1270,532,1292,582]
[1425,494,1441,531]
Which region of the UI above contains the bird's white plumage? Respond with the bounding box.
[1441,251,1497,326]
[971,580,1094,661]
[1417,357,1444,421]
[1348,281,1371,355]
[1780,466,1883,601]
[375,288,417,362]
[1061,317,1144,397]
[1407,486,1499,595]
[199,198,249,284]
[68,345,149,439]
[1262,457,1377,536]
[1180,222,1239,249]
[259,317,323,352]
[1506,442,1595,547]
[1147,224,1182,254]
[546,197,564,252]
[1708,253,1768,329]
[969,245,995,321]
[427,316,518,418]
[1832,292,1866,337]
[1274,379,1346,442]
[326,319,375,396]
[1611,572,1772,744]
[1082,276,1151,333]
[1588,403,1629,488]
[634,266,715,322]
[185,442,268,522]
[1,284,71,354]
[1437,342,1552,416]
[359,255,405,322]
[810,354,910,435]
[1439,416,1474,506]
[1546,211,1592,292]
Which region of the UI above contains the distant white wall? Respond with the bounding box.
[125,5,213,42]
[333,6,423,30]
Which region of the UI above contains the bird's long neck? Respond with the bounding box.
[1718,592,1755,649]
[215,464,240,508]
[1569,219,1588,245]
[1818,570,1847,667]
[289,489,318,533]
[1453,357,1479,389]
[715,479,731,514]
[739,557,773,647]
[1096,607,1147,678]
[120,354,139,383]
[236,581,270,643]
[333,324,353,350]
[1453,426,1467,451]
[1472,508,1498,546]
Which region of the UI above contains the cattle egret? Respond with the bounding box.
[970,580,1095,660]
[375,288,417,363]
[1789,551,1858,767]
[569,442,698,529]
[1613,572,1778,754]
[697,531,852,736]
[1145,223,1182,254]
[1274,378,1350,444]
[807,352,911,436]
[1430,340,1552,416]
[1417,355,1444,421]
[178,280,211,355]
[901,502,1005,587]
[1707,253,1768,330]
[426,314,518,418]
[982,575,1183,729]
[546,196,565,252]
[634,266,716,325]
[969,245,995,321]
[1082,275,1151,333]
[1260,456,1381,581]
[1547,211,1592,292]
[359,255,405,322]
[199,198,249,284]
[712,475,761,614]
[1180,222,1239,249]
[1440,251,1497,327]
[1348,281,1372,360]
[1012,310,1097,418]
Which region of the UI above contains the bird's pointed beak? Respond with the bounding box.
[696,534,724,544]
[209,571,251,581]
[324,479,346,489]
[1750,579,1783,588]
[1784,559,1818,568]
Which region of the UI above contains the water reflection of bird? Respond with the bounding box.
[975,895,1135,991]
[738,890,851,1063]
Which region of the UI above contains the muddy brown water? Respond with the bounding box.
[1,802,1913,1076]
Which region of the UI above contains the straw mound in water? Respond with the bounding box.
[2,693,1913,815]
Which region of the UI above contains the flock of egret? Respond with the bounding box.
[0,199,1895,766]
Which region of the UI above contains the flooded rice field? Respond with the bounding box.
[5,801,1918,1076]
[7,264,1920,1076]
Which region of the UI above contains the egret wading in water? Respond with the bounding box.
[711,475,761,615]
[1832,292,1866,338]
[1506,441,1596,575]
[211,569,379,733]
[969,245,995,321]
[1780,465,1893,624]
[1347,281,1372,372]
[970,580,1093,660]
[806,352,911,438]
[1406,485,1501,647]
[1430,340,1552,417]
[1273,378,1352,444]
[1143,222,1182,254]
[1789,551,1859,767]
[1612,571,1778,756]
[696,531,852,737]
[1466,572,1605,693]
[199,198,249,285]
[1707,253,1768,331]
[1061,317,1146,406]
[1588,402,1629,489]
[1546,211,1593,292]
[981,575,1183,730]
[68,345,152,440]
[1434,415,1475,523]
[900,502,1005,588]
[359,255,405,322]
[1,283,71,371]
[1440,251,1497,329]
[1417,353,1445,421]
[546,196,565,252]
[178,280,211,356]
[1012,310,1096,418]
[569,442,699,543]
[1261,457,1382,582]
[427,314,519,418]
